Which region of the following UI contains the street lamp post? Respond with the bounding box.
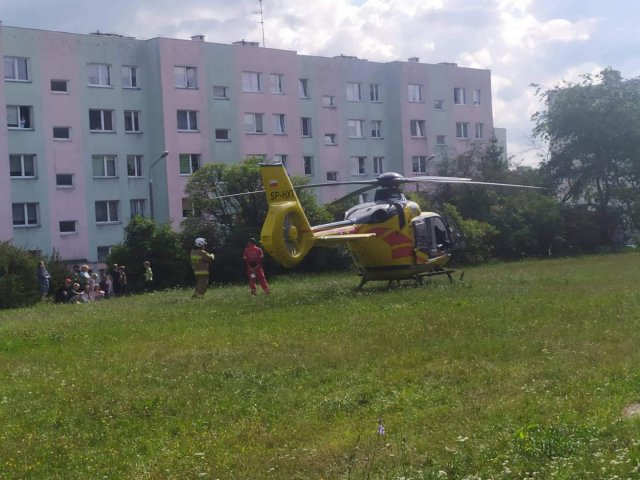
[148,151,169,221]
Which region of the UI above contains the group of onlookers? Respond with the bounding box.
[36,261,140,304]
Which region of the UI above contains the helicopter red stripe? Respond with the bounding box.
[391,247,415,259]
[384,232,412,246]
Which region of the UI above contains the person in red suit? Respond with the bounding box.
[242,238,270,295]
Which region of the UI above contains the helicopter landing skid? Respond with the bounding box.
[357,267,458,290]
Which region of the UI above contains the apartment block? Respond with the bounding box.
[1,25,498,263]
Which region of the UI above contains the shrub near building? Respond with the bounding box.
[0,242,39,309]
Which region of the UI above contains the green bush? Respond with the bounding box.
[0,242,39,308]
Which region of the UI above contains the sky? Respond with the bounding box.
[2,0,638,167]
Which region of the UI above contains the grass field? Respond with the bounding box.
[2,253,640,479]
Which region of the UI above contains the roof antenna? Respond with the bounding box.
[255,0,266,47]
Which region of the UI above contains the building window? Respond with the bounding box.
[89,109,114,132]
[351,156,367,175]
[454,87,466,105]
[4,56,29,81]
[59,221,77,234]
[213,85,229,99]
[436,135,446,145]
[87,63,111,87]
[373,156,384,174]
[299,78,310,98]
[274,154,287,167]
[12,203,39,227]
[7,105,33,129]
[456,122,469,139]
[301,117,312,137]
[326,171,338,182]
[56,174,74,187]
[97,246,112,262]
[124,110,141,132]
[177,110,198,131]
[270,73,284,94]
[408,84,423,102]
[412,156,429,174]
[346,82,362,101]
[410,120,426,138]
[50,79,69,93]
[348,119,364,138]
[473,89,482,105]
[127,155,143,177]
[272,114,286,135]
[53,126,70,140]
[475,123,484,139]
[121,66,138,88]
[130,199,146,218]
[181,198,193,218]
[174,66,197,89]
[322,95,336,107]
[95,201,119,223]
[215,129,230,141]
[242,71,263,92]
[244,113,264,133]
[324,133,337,145]
[434,99,444,110]
[304,156,313,175]
[9,154,36,178]
[92,155,117,178]
[179,153,200,175]
[370,83,381,102]
[371,120,382,139]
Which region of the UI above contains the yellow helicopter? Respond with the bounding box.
[256,163,540,288]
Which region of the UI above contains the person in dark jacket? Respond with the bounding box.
[36,260,51,302]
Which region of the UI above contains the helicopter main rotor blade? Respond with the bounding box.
[415,178,543,189]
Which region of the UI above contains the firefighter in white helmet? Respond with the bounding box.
[190,237,215,298]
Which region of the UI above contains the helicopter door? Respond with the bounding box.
[443,214,467,249]
[412,218,431,256]
[430,216,453,255]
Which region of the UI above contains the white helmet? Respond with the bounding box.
[194,237,207,248]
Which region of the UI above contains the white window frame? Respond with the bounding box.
[303,156,313,176]
[456,122,469,139]
[436,135,446,146]
[174,66,197,89]
[270,73,284,94]
[9,154,36,178]
[370,83,381,102]
[244,113,264,134]
[274,154,288,167]
[373,156,384,174]
[412,156,429,174]
[346,82,362,101]
[475,122,484,139]
[348,119,364,138]
[124,110,141,133]
[322,95,336,107]
[215,128,230,141]
[92,154,117,178]
[473,89,482,105]
[299,78,310,98]
[242,71,263,93]
[95,200,119,224]
[177,110,198,131]
[89,109,114,132]
[53,126,71,140]
[351,156,367,175]
[97,246,112,262]
[408,84,423,102]
[213,85,229,99]
[410,120,426,138]
[454,87,467,105]
[12,202,39,227]
[4,56,29,81]
[87,63,111,87]
[324,133,337,145]
[434,99,444,110]
[273,114,286,134]
[127,154,143,177]
[56,174,74,188]
[121,66,138,88]
[7,105,33,129]
[371,120,382,139]
[179,153,201,175]
[301,117,312,137]
[59,220,77,234]
[50,79,69,93]
[326,171,338,182]
[130,199,146,218]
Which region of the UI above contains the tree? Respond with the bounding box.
[532,68,640,241]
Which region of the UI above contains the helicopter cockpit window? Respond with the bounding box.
[431,216,452,252]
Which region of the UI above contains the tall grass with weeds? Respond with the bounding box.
[2,253,640,479]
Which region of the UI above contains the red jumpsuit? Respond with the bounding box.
[242,244,270,294]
